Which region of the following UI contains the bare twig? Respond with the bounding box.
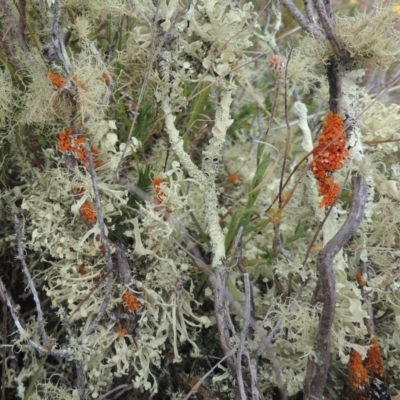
[236,273,252,400]
[1,295,7,400]
[0,278,68,358]
[98,384,133,400]
[280,0,324,40]
[14,215,50,348]
[182,347,238,400]
[79,143,115,340]
[51,0,73,76]
[304,174,367,400]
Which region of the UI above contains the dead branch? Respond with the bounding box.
[303,174,367,399]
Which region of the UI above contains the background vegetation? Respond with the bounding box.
[1,0,400,399]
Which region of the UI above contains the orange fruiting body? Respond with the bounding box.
[228,174,243,183]
[122,292,140,312]
[356,272,366,287]
[80,201,97,224]
[311,112,348,208]
[118,325,128,338]
[78,263,88,275]
[153,178,166,203]
[366,336,386,380]
[348,349,370,391]
[58,128,102,168]
[48,71,67,88]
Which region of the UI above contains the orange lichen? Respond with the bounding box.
[59,128,73,152]
[311,112,348,208]
[122,292,140,312]
[366,336,386,380]
[58,128,102,168]
[356,272,366,287]
[80,201,97,224]
[348,349,370,391]
[78,263,88,275]
[228,174,244,183]
[48,71,67,88]
[152,178,172,217]
[153,178,166,203]
[118,325,128,338]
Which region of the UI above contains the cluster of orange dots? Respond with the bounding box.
[80,201,97,225]
[118,325,128,338]
[153,178,166,205]
[228,174,243,184]
[348,336,387,392]
[78,263,88,275]
[311,112,348,208]
[58,128,102,168]
[152,178,172,217]
[122,292,140,312]
[48,71,83,89]
[356,272,366,287]
[48,71,67,88]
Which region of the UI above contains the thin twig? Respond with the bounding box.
[236,273,252,400]
[182,347,238,400]
[304,174,367,400]
[51,0,73,76]
[14,215,50,348]
[278,48,293,208]
[79,143,115,340]
[280,0,324,40]
[98,384,132,400]
[1,295,7,400]
[0,278,68,358]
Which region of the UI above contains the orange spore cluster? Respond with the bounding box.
[80,201,97,224]
[59,128,73,152]
[228,174,243,183]
[78,263,88,275]
[356,272,366,287]
[366,336,386,379]
[122,292,140,312]
[152,178,172,217]
[311,112,348,208]
[48,71,67,88]
[348,349,370,391]
[153,178,166,204]
[58,128,102,168]
[118,325,128,338]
